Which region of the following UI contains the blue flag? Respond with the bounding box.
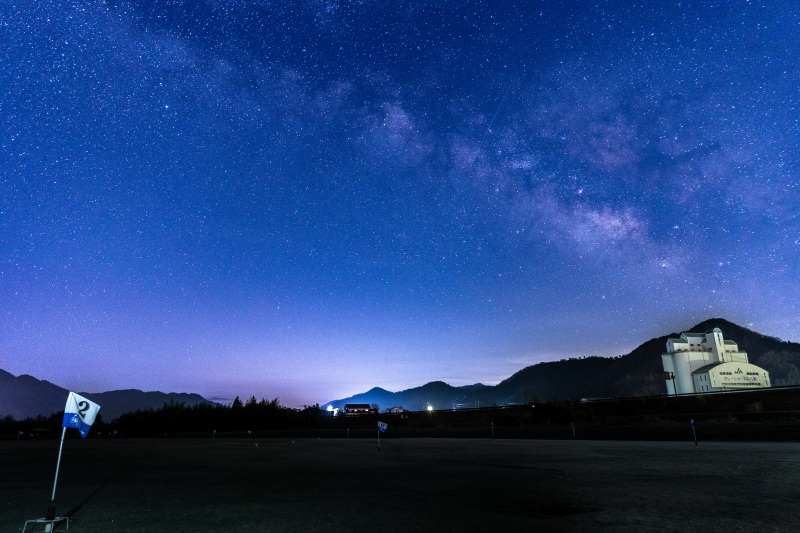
[378,421,388,433]
[62,392,101,438]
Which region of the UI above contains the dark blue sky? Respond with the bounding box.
[2,1,798,407]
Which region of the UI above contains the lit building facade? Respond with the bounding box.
[661,328,770,395]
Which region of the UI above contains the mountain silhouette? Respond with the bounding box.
[4,318,798,419]
[0,370,210,420]
[326,318,800,411]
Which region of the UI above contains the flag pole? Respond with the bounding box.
[46,426,67,521]
[24,392,100,532]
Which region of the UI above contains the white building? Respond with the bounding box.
[661,328,770,395]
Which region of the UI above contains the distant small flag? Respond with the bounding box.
[62,392,101,438]
[377,421,388,433]
[690,418,695,429]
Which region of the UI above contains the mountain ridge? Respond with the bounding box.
[0,370,210,420]
[4,318,799,419]
[325,318,800,410]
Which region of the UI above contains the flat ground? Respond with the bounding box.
[2,437,799,532]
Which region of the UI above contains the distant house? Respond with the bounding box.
[386,406,406,414]
[344,404,373,416]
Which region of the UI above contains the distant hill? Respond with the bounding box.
[326,318,800,411]
[0,369,71,421]
[331,381,491,412]
[79,390,213,421]
[0,370,211,420]
[5,319,799,419]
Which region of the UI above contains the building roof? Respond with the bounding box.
[692,361,768,375]
[692,362,723,374]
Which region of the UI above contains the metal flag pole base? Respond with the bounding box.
[21,515,70,532]
[23,426,72,532]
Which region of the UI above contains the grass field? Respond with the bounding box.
[3,437,799,532]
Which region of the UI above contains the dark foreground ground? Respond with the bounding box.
[2,437,799,532]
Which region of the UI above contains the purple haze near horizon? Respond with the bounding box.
[2,1,799,408]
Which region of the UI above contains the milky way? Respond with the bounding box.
[2,1,798,407]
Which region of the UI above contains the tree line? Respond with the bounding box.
[1,396,327,437]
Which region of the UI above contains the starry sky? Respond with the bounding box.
[2,1,799,408]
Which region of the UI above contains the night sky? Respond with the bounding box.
[2,1,798,407]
